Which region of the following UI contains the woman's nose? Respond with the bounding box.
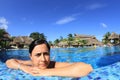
[40,54,45,61]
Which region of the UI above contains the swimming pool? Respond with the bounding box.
[0,46,120,80]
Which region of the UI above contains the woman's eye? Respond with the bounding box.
[35,53,41,57]
[44,52,50,55]
[35,52,49,57]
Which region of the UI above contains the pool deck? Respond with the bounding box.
[0,62,120,80]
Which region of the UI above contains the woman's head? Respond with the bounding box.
[29,39,50,69]
[29,39,50,54]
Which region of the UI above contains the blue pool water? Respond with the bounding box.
[51,46,120,69]
[0,46,120,80]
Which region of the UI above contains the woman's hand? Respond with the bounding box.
[20,65,48,76]
[29,67,50,76]
[19,65,34,75]
[30,67,45,76]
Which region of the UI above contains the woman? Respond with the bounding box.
[6,39,93,77]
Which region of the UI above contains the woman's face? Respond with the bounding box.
[30,44,50,69]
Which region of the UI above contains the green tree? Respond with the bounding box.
[68,34,73,41]
[59,36,63,41]
[39,33,46,40]
[0,29,6,38]
[75,38,82,47]
[29,32,46,40]
[54,39,60,46]
[67,34,73,47]
[102,32,111,44]
[0,29,11,48]
[48,41,53,46]
[81,40,88,46]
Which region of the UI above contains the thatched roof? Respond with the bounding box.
[22,36,34,45]
[10,36,33,45]
[74,34,95,39]
[58,34,102,46]
[74,34,102,46]
[14,36,24,43]
[0,32,11,41]
[3,32,10,38]
[109,32,119,39]
[86,38,102,46]
[58,41,68,46]
[73,38,102,46]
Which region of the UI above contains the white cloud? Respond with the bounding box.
[86,3,105,10]
[55,16,76,25]
[0,17,9,30]
[100,23,107,28]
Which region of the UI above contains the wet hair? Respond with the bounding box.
[29,39,50,54]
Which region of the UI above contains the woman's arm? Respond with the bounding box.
[13,59,32,65]
[32,62,93,77]
[5,59,35,74]
[6,59,20,69]
[5,59,32,69]
[6,59,93,77]
[6,59,32,66]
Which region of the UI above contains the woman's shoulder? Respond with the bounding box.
[48,61,69,68]
[47,61,56,68]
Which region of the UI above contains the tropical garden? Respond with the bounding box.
[0,28,120,50]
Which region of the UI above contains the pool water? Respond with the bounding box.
[0,46,120,80]
[51,46,120,69]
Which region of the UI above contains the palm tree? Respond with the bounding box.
[0,29,6,38]
[48,41,53,46]
[29,32,46,40]
[102,32,111,44]
[67,34,73,47]
[54,39,60,46]
[39,33,46,40]
[0,29,11,49]
[59,36,63,41]
[68,34,73,40]
[74,38,81,47]
[81,40,88,46]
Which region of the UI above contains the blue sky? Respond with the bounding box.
[0,0,120,41]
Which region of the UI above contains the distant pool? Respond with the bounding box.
[0,46,120,80]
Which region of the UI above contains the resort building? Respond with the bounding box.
[74,34,103,46]
[10,36,33,49]
[108,32,120,45]
[58,34,103,47]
